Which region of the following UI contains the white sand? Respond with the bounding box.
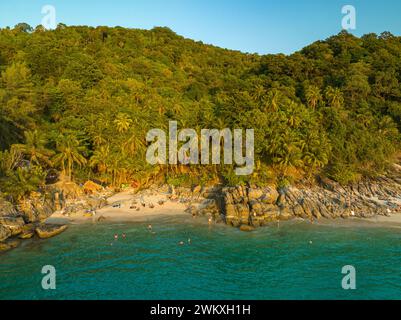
[48,188,192,224]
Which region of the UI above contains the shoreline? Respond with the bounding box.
[3,172,401,253]
[45,186,401,229]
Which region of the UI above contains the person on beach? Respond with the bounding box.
[140,195,146,207]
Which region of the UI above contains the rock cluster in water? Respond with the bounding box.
[0,191,69,252]
[0,213,69,252]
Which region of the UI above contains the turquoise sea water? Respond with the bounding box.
[0,217,400,300]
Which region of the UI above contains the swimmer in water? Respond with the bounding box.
[188,238,191,244]
[148,224,152,231]
[114,234,118,240]
[179,241,184,245]
[208,217,212,224]
[122,233,126,239]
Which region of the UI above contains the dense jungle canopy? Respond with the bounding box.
[1,24,401,201]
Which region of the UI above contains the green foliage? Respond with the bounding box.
[0,165,45,202]
[0,26,400,191]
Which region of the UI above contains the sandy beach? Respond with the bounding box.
[45,186,401,229]
[47,188,193,224]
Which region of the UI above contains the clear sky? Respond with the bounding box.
[0,0,400,54]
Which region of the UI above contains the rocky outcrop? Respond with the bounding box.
[35,224,68,239]
[18,224,35,239]
[0,198,18,216]
[0,217,25,236]
[0,224,12,242]
[17,194,55,223]
[212,172,401,229]
[222,185,281,227]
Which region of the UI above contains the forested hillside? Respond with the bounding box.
[1,24,401,201]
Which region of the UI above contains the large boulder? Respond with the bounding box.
[292,204,308,219]
[236,203,250,225]
[260,187,279,204]
[0,217,25,236]
[247,188,264,200]
[0,199,17,217]
[239,224,255,232]
[18,224,35,239]
[35,224,68,239]
[0,224,11,242]
[18,195,55,223]
[224,203,239,226]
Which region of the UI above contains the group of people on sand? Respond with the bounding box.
[127,196,166,211]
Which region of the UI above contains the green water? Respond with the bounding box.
[0,217,400,300]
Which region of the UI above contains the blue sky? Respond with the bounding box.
[0,0,400,54]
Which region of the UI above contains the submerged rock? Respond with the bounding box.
[35,224,68,239]
[0,239,21,252]
[239,224,255,232]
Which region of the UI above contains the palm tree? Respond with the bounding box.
[264,89,281,112]
[1,167,44,202]
[124,130,145,156]
[305,85,322,110]
[274,144,304,175]
[89,145,110,173]
[252,85,266,104]
[0,148,23,176]
[52,135,87,180]
[13,130,54,166]
[303,150,328,170]
[113,113,132,133]
[325,86,344,108]
[377,116,398,136]
[105,153,127,187]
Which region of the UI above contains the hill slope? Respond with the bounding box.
[1,25,401,200]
